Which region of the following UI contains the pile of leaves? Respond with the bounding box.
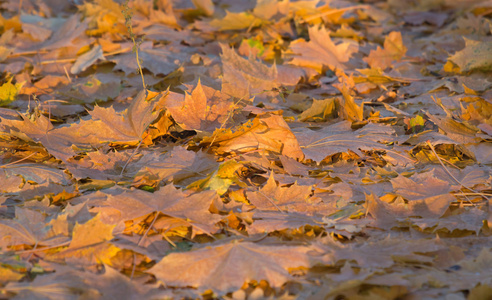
[1,0,492,298]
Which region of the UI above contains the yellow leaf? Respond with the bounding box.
[209,11,263,31]
[188,160,243,195]
[0,79,23,106]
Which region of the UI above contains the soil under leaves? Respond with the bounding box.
[1,0,492,299]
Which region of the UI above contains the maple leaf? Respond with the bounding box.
[316,235,446,268]
[364,31,407,70]
[203,113,304,160]
[413,207,488,234]
[247,173,312,213]
[165,80,234,132]
[192,0,214,16]
[79,0,127,36]
[220,43,278,100]
[2,0,492,296]
[85,89,162,142]
[49,214,119,266]
[66,149,139,180]
[0,163,74,201]
[148,241,311,293]
[299,98,337,122]
[103,184,222,230]
[365,177,454,229]
[424,111,480,145]
[334,74,364,122]
[208,11,264,31]
[391,170,454,202]
[111,42,191,76]
[19,14,87,51]
[134,146,218,187]
[294,121,398,163]
[287,25,358,72]
[247,211,323,235]
[57,73,122,104]
[4,267,91,299]
[0,90,164,162]
[447,38,492,73]
[188,160,244,195]
[0,207,68,250]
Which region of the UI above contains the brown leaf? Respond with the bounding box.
[2,90,163,162]
[247,211,322,234]
[70,44,106,75]
[49,214,119,266]
[209,11,263,31]
[391,170,453,201]
[364,31,407,70]
[220,43,278,100]
[316,235,446,268]
[247,173,312,213]
[134,146,218,187]
[165,80,234,132]
[203,114,304,160]
[148,241,311,292]
[111,42,191,75]
[287,25,358,72]
[448,38,492,72]
[19,14,87,51]
[0,208,68,250]
[295,122,400,163]
[104,184,221,229]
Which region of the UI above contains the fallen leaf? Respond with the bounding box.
[209,11,264,31]
[70,44,106,75]
[287,25,358,72]
[104,184,221,229]
[448,38,492,72]
[247,173,312,213]
[148,241,311,293]
[364,31,407,70]
[165,80,234,132]
[220,43,278,100]
[203,113,304,160]
[295,121,398,163]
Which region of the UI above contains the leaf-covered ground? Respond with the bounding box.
[1,0,492,299]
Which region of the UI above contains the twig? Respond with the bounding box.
[0,152,38,168]
[137,211,160,247]
[120,139,143,176]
